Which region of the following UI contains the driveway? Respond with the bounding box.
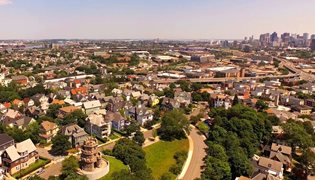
[182,127,207,180]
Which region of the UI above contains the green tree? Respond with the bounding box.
[202,156,231,180]
[51,134,71,155]
[282,121,313,151]
[63,110,87,127]
[255,99,268,111]
[126,121,140,136]
[232,94,239,106]
[299,148,315,177]
[160,172,173,180]
[112,139,153,179]
[61,156,88,180]
[159,109,190,141]
[46,104,62,119]
[132,130,145,146]
[62,156,79,176]
[204,105,272,179]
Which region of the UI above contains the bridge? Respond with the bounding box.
[154,73,299,84]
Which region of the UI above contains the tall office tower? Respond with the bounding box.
[311,34,315,40]
[259,33,270,46]
[311,39,315,51]
[303,33,309,40]
[281,33,290,42]
[270,32,278,42]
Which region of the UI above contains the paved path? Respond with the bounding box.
[181,127,207,180]
[39,161,62,179]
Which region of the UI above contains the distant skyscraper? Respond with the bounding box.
[311,34,315,40]
[270,32,278,42]
[311,39,315,51]
[303,33,309,40]
[259,33,270,46]
[281,33,290,42]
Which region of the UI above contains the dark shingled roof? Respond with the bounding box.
[0,133,14,146]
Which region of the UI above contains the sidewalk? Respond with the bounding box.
[177,126,194,180]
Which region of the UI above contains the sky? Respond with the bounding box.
[0,0,315,40]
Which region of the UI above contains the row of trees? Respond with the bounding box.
[202,105,274,179]
[0,83,48,103]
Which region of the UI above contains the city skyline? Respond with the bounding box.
[1,0,315,39]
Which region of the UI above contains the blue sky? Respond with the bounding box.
[0,0,315,39]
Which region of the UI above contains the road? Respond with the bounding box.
[154,73,299,84]
[281,58,315,81]
[182,127,207,180]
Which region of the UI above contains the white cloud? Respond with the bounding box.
[0,0,12,6]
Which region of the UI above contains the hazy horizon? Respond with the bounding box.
[1,0,315,40]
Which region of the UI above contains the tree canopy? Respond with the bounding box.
[202,105,272,179]
[159,109,190,141]
[112,138,153,180]
[51,134,72,155]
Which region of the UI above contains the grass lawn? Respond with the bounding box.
[144,139,189,180]
[99,156,128,180]
[109,132,121,140]
[13,158,50,179]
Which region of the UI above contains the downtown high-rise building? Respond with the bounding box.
[303,33,309,40]
[270,32,278,42]
[311,39,315,51]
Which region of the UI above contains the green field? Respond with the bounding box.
[99,156,128,180]
[144,139,189,180]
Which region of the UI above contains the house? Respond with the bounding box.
[83,100,101,115]
[254,157,283,179]
[269,143,292,171]
[31,94,49,105]
[291,105,312,115]
[105,111,126,131]
[131,91,142,99]
[305,99,315,108]
[106,97,127,112]
[23,98,35,107]
[58,106,81,119]
[1,139,38,175]
[161,97,180,110]
[56,90,71,99]
[0,134,14,170]
[71,87,88,96]
[60,124,89,147]
[2,116,36,130]
[11,75,29,86]
[272,126,284,137]
[85,112,112,139]
[174,90,192,107]
[51,99,65,106]
[127,104,154,126]
[0,134,14,152]
[210,94,232,109]
[288,96,304,106]
[0,109,23,124]
[39,121,59,143]
[12,99,24,108]
[0,104,8,114]
[25,106,44,119]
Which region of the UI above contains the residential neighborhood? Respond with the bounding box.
[1,1,315,179]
